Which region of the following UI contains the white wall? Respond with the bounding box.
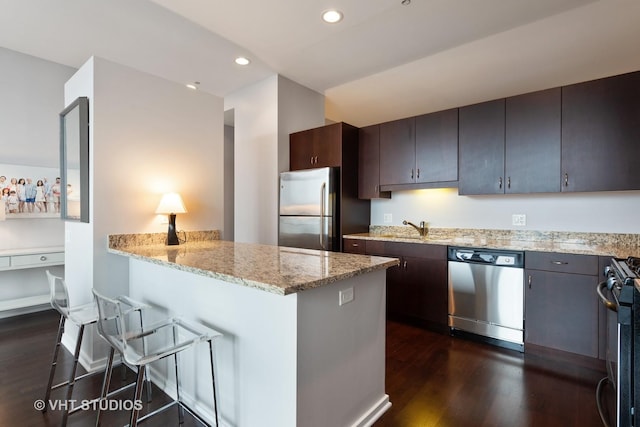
[224,75,324,245]
[0,47,75,316]
[371,188,640,234]
[64,56,224,367]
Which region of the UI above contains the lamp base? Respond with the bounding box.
[167,214,179,245]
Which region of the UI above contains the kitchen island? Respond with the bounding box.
[108,235,398,427]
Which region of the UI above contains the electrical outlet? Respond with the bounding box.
[339,287,354,306]
[512,214,526,226]
[383,213,392,223]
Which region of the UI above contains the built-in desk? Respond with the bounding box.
[108,237,398,427]
[0,246,64,312]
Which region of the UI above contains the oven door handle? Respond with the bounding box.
[596,280,618,312]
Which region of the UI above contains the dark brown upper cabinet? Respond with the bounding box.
[415,108,458,184]
[358,125,391,199]
[378,111,458,191]
[561,71,640,192]
[290,122,348,170]
[379,117,416,186]
[505,88,561,193]
[458,99,505,195]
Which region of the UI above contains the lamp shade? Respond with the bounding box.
[155,193,187,214]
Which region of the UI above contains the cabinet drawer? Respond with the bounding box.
[343,239,366,254]
[525,251,598,275]
[11,252,64,268]
[0,257,10,268]
[385,242,446,260]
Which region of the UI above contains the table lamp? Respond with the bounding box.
[155,193,187,245]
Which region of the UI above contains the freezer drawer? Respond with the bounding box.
[278,216,335,251]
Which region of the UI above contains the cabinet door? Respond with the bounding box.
[379,117,416,185]
[505,88,561,193]
[290,129,317,170]
[415,109,458,183]
[404,256,448,329]
[358,125,390,199]
[525,270,599,358]
[459,99,506,194]
[562,71,640,192]
[386,260,406,318]
[313,123,342,168]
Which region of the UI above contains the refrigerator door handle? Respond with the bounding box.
[320,182,326,249]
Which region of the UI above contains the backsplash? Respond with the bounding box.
[369,225,640,257]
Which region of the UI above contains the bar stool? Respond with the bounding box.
[92,289,223,427]
[42,271,148,425]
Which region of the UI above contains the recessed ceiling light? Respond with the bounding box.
[186,81,200,90]
[322,9,343,24]
[235,56,251,66]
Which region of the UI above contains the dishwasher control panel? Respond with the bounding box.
[448,247,524,268]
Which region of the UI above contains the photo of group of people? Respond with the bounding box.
[0,164,64,219]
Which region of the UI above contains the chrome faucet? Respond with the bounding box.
[403,220,428,237]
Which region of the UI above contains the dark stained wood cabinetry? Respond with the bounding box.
[459,89,562,195]
[459,99,505,195]
[561,71,640,192]
[525,251,600,361]
[290,122,351,170]
[505,88,561,193]
[363,240,448,333]
[379,117,416,186]
[415,108,458,184]
[358,125,391,199]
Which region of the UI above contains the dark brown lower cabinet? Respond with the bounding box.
[364,240,448,333]
[525,252,600,361]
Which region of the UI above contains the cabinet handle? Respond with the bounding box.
[310,156,314,165]
[564,173,569,187]
[498,177,503,189]
[315,156,318,164]
[40,256,47,261]
[403,260,407,269]
[507,176,511,189]
[352,243,359,247]
[417,168,420,179]
[374,185,378,193]
[551,261,569,265]
[528,275,532,289]
[410,169,414,180]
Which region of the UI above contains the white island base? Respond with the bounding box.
[127,257,390,427]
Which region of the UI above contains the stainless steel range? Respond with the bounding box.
[597,257,640,427]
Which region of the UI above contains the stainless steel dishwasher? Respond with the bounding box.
[447,247,524,351]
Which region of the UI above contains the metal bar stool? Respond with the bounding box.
[42,271,148,425]
[93,289,223,427]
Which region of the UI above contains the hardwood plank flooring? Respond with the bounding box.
[1,310,607,426]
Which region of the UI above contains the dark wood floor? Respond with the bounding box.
[1,310,608,427]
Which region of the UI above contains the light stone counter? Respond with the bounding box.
[108,233,398,295]
[345,227,640,258]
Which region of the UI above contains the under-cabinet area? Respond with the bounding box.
[344,232,628,369]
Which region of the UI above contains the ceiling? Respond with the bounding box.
[2,0,640,127]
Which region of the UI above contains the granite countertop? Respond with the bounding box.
[108,235,398,296]
[344,227,640,258]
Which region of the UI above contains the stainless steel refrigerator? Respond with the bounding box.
[278,167,339,251]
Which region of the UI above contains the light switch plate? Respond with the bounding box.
[339,288,354,306]
[383,213,392,223]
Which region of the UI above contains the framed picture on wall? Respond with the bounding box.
[0,164,61,219]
